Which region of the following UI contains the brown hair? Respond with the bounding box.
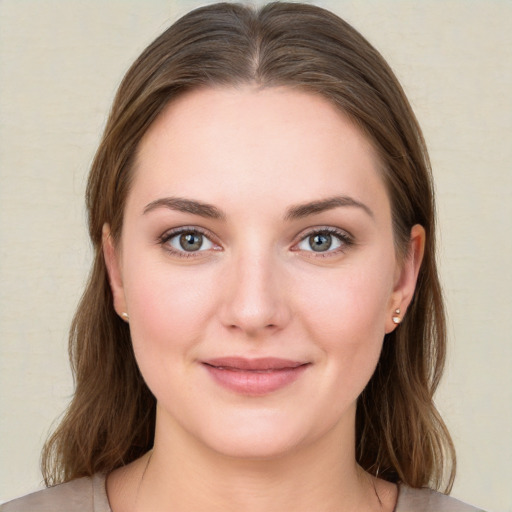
[42,1,455,491]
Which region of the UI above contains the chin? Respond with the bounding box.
[189,404,340,462]
[203,427,308,461]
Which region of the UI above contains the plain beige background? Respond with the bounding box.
[0,1,510,510]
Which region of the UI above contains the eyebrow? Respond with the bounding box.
[284,195,374,220]
[143,194,373,221]
[143,197,225,220]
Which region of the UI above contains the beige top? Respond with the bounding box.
[0,474,484,512]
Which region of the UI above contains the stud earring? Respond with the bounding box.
[392,308,402,325]
[121,312,130,322]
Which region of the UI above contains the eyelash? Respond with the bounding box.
[158,226,220,258]
[293,227,354,257]
[157,226,354,259]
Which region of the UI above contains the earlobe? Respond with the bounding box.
[102,223,127,319]
[385,224,426,333]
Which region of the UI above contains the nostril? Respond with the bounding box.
[227,322,278,334]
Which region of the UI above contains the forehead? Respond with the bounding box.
[129,86,390,222]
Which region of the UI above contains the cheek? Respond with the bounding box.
[295,257,394,390]
[122,255,218,374]
[298,261,393,340]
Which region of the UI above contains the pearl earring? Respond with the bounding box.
[392,308,402,325]
[121,312,130,322]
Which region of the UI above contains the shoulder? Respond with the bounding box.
[396,485,485,512]
[0,474,110,512]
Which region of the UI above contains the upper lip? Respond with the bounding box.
[202,357,308,371]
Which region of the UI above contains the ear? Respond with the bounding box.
[385,224,426,333]
[102,223,127,320]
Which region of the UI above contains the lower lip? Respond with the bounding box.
[203,364,309,396]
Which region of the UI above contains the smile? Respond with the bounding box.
[202,357,311,396]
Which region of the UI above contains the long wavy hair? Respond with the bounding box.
[42,1,455,491]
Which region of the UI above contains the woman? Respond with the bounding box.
[1,2,484,511]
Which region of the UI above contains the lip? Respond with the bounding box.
[202,357,310,396]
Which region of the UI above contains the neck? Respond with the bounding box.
[119,405,384,512]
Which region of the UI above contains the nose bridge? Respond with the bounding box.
[220,241,289,335]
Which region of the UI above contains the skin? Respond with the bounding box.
[103,86,425,512]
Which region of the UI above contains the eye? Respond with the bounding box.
[295,228,352,254]
[160,228,217,255]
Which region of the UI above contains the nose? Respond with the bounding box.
[218,249,291,337]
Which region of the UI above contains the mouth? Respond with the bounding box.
[202,357,310,396]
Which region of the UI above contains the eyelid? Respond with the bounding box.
[158,226,222,257]
[291,226,354,255]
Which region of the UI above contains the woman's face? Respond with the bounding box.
[104,86,422,459]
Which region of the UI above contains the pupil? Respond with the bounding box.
[180,232,202,251]
[310,233,331,252]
